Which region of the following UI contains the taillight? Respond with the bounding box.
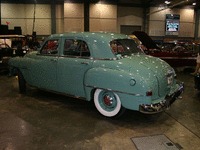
[146,90,152,96]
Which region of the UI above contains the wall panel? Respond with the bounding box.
[90,4,117,32]
[64,19,84,32]
[1,3,51,35]
[149,7,195,37]
[117,6,143,33]
[149,20,165,36]
[64,3,84,32]
[56,4,64,33]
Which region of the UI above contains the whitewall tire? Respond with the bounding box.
[94,89,126,117]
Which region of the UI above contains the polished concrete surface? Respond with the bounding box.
[0,71,200,150]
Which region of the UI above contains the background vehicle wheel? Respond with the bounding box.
[94,89,126,117]
[18,70,26,93]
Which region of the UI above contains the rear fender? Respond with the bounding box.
[84,67,150,102]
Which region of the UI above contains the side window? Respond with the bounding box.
[110,40,125,54]
[63,39,90,57]
[40,40,59,55]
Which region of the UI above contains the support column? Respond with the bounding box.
[51,3,56,34]
[195,9,200,40]
[0,2,1,25]
[84,2,89,32]
[143,7,147,32]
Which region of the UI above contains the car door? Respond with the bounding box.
[25,39,60,91]
[57,38,93,98]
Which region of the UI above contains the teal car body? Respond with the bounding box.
[9,32,184,117]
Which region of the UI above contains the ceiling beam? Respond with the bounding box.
[147,0,195,15]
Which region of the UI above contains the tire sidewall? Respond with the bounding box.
[94,89,122,117]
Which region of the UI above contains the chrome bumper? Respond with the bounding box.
[139,82,184,114]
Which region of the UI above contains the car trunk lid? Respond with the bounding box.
[126,54,174,97]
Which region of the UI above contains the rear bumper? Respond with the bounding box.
[139,82,184,114]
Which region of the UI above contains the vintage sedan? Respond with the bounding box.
[9,32,184,117]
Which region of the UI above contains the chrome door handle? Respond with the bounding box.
[51,59,57,62]
[81,62,89,65]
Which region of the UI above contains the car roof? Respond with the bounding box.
[47,32,132,59]
[48,32,131,41]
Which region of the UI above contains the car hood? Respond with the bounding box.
[132,31,160,50]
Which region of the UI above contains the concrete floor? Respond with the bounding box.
[0,71,200,150]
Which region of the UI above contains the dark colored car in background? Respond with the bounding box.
[0,35,29,72]
[132,31,199,68]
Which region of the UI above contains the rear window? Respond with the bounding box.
[110,39,144,57]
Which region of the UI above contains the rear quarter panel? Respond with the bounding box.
[84,67,152,109]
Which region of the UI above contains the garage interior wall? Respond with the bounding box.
[1,3,51,36]
[89,3,117,32]
[1,2,199,39]
[149,7,195,37]
[117,6,144,34]
[64,3,84,32]
[56,4,64,34]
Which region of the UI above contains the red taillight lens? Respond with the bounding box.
[146,90,152,96]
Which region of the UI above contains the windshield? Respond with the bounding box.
[110,39,144,57]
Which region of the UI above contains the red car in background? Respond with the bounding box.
[131,31,199,68]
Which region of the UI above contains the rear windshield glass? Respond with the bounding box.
[110,39,144,57]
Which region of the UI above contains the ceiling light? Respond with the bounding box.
[193,2,196,5]
[165,1,171,4]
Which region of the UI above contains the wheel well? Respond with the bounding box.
[9,67,18,76]
[90,88,96,101]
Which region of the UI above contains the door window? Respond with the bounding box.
[63,39,90,57]
[40,40,59,55]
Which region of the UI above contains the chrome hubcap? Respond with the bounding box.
[103,95,113,106]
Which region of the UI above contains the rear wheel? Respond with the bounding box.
[18,70,26,93]
[94,89,126,117]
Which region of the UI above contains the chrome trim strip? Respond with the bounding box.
[36,54,58,57]
[159,57,196,60]
[36,54,94,60]
[85,85,145,96]
[59,55,93,59]
[94,58,116,60]
[36,54,118,60]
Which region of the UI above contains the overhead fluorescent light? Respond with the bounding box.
[165,1,171,4]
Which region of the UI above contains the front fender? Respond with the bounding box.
[9,57,29,69]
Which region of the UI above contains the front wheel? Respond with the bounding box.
[94,89,126,117]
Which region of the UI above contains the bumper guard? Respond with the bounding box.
[139,82,184,114]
